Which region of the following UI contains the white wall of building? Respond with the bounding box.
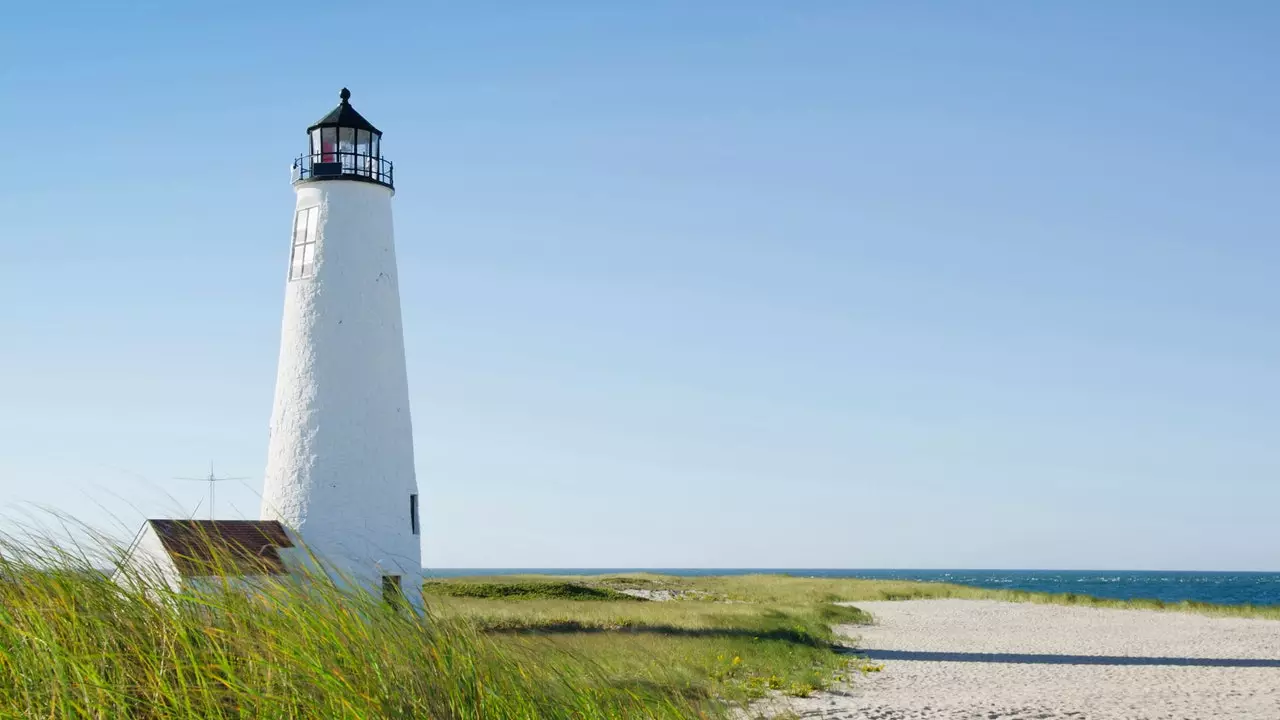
[112,523,182,595]
[114,524,408,606]
[260,178,422,606]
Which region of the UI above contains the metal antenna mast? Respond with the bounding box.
[175,462,249,521]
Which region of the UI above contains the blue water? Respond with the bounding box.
[425,568,1280,607]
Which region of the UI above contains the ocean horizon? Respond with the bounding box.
[425,568,1280,607]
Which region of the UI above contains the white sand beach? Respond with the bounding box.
[751,599,1280,719]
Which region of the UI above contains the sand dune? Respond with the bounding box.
[751,599,1280,719]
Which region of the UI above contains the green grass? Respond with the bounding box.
[421,575,879,705]
[7,524,1279,720]
[421,579,639,602]
[0,536,713,720]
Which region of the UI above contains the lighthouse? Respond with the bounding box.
[260,89,422,606]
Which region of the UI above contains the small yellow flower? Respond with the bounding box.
[732,656,742,665]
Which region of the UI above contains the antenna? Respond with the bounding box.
[175,462,250,521]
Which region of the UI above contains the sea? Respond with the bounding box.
[425,569,1280,607]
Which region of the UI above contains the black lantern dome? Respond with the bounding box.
[292,88,393,189]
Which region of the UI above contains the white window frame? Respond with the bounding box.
[289,206,320,280]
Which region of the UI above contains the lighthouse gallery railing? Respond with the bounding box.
[292,152,394,189]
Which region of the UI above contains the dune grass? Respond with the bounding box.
[8,523,1278,720]
[422,579,639,602]
[422,575,881,704]
[0,538,713,719]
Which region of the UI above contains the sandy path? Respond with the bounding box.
[752,599,1280,719]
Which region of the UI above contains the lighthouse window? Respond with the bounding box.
[288,206,319,280]
[319,127,337,162]
[409,493,420,535]
[356,130,372,177]
[339,127,356,173]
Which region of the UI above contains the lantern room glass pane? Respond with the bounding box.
[372,134,379,159]
[320,127,337,161]
[338,127,355,172]
[310,129,322,156]
[356,130,372,177]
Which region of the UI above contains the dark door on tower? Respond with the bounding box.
[381,575,403,605]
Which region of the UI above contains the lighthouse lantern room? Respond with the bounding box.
[292,87,394,189]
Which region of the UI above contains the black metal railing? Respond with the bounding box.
[292,152,394,189]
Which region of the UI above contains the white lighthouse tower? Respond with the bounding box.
[261,89,422,606]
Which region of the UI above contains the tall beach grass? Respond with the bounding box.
[0,530,712,719]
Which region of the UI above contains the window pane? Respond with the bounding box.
[305,206,319,242]
[310,129,322,156]
[356,130,371,176]
[372,134,379,159]
[293,209,307,245]
[301,243,315,269]
[336,127,353,172]
[320,127,336,161]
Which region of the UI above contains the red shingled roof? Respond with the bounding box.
[148,520,294,577]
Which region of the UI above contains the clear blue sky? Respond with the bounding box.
[2,2,1278,570]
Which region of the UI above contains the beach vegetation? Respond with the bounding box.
[5,522,1279,719]
[421,579,637,601]
[0,532,713,719]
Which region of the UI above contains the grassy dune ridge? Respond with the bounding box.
[422,574,881,705]
[427,572,1280,620]
[0,538,712,719]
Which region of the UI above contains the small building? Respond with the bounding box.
[114,519,307,596]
